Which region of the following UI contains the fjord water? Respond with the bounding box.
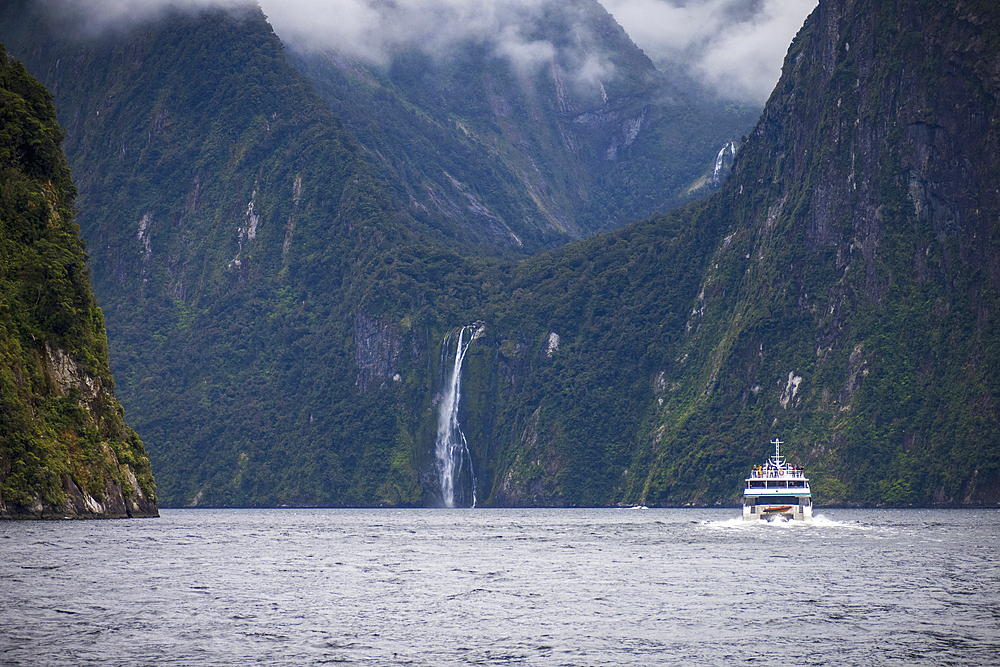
[2,509,997,666]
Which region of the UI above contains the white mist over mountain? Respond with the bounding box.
[256,0,816,102]
[602,0,817,103]
[38,0,816,104]
[262,0,549,64]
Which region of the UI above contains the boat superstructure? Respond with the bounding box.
[742,438,811,521]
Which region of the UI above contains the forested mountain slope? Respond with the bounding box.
[0,2,453,506]
[474,0,1000,507]
[379,0,1000,508]
[0,45,157,518]
[2,0,995,508]
[626,0,1000,506]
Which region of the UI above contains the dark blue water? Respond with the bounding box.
[2,509,998,665]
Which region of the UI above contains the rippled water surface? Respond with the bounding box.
[2,508,998,665]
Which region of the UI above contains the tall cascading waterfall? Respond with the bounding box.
[435,323,484,508]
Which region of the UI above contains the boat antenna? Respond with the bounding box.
[772,438,782,460]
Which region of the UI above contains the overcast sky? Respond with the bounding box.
[40,0,818,104]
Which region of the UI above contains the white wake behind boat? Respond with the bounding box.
[742,438,812,521]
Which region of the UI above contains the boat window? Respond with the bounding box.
[758,495,804,504]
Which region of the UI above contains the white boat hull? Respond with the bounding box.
[742,501,812,521]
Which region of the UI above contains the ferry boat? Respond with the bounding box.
[742,438,811,521]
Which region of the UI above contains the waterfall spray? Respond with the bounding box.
[435,323,484,508]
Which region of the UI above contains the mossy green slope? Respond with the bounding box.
[0,44,157,518]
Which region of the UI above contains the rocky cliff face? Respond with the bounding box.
[629,0,1000,506]
[0,45,157,519]
[427,0,1000,508]
[737,0,999,301]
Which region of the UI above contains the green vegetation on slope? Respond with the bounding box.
[2,0,996,509]
[0,44,156,517]
[622,0,1000,506]
[0,2,505,507]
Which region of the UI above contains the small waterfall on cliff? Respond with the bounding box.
[712,141,738,185]
[712,144,728,183]
[435,324,484,508]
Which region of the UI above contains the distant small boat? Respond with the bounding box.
[742,439,812,521]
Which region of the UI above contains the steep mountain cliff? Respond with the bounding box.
[0,2,446,507]
[0,45,157,518]
[467,0,1000,507]
[628,0,1000,506]
[349,0,999,508]
[2,0,994,509]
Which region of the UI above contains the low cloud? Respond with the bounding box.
[37,0,817,104]
[260,0,544,65]
[258,0,816,102]
[602,0,817,103]
[259,0,616,92]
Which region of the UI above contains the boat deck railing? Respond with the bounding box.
[747,465,806,480]
[745,479,810,489]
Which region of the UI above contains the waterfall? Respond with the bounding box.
[712,142,738,185]
[435,324,484,508]
[712,144,729,183]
